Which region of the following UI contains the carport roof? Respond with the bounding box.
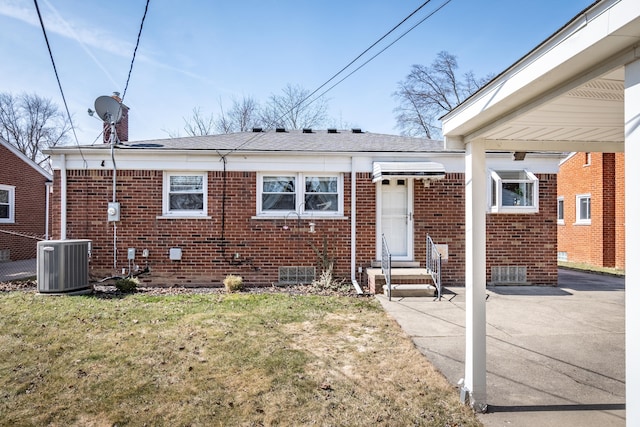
[441,0,640,154]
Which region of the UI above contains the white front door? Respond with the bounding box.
[378,178,413,260]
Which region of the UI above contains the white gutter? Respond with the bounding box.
[60,154,67,240]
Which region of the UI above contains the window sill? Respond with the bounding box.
[156,215,212,220]
[557,220,565,225]
[573,221,591,226]
[251,215,348,220]
[488,207,539,214]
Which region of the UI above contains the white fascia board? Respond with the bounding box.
[53,149,561,175]
[442,0,640,139]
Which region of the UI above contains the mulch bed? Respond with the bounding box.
[0,279,362,298]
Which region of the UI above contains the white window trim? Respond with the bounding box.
[487,169,539,214]
[557,196,565,225]
[575,193,591,225]
[0,184,15,223]
[159,172,209,218]
[256,172,344,217]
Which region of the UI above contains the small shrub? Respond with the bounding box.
[224,274,243,292]
[311,264,351,294]
[115,277,139,293]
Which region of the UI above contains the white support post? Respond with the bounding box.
[463,139,487,412]
[625,58,640,427]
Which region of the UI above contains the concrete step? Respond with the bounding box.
[366,267,435,294]
[384,284,437,298]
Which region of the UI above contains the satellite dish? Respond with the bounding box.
[94,95,123,123]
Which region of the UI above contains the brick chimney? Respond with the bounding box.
[103,92,129,143]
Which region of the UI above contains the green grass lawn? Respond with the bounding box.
[0,290,481,426]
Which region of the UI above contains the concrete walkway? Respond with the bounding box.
[0,258,36,282]
[377,268,625,427]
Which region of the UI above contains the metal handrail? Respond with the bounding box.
[381,234,392,301]
[426,234,442,301]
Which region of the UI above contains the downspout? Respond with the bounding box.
[45,182,52,240]
[350,157,363,294]
[60,154,67,240]
[111,129,118,270]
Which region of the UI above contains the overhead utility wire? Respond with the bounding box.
[121,0,150,101]
[33,0,85,165]
[227,0,448,155]
[304,0,452,109]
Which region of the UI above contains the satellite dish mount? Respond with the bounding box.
[94,94,124,145]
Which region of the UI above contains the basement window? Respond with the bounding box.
[162,172,208,217]
[0,184,15,223]
[488,170,538,214]
[258,173,343,217]
[279,266,316,284]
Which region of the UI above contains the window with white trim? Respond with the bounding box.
[575,194,591,224]
[0,185,15,223]
[0,184,16,224]
[258,173,342,216]
[557,197,564,224]
[488,170,539,214]
[162,172,207,217]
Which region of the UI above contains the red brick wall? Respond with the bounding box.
[557,152,625,269]
[486,174,558,285]
[615,153,625,268]
[51,168,558,287]
[0,144,50,261]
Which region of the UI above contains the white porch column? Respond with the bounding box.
[625,57,640,427]
[463,139,487,411]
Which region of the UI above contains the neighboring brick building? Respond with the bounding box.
[0,137,52,261]
[557,152,625,270]
[45,130,563,288]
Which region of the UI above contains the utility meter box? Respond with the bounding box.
[107,202,120,222]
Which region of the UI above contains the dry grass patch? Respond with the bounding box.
[0,291,481,426]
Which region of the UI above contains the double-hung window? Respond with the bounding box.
[258,173,342,216]
[0,185,15,223]
[162,172,207,217]
[575,194,591,224]
[557,197,564,224]
[488,170,539,214]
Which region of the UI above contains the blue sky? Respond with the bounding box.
[0,0,595,144]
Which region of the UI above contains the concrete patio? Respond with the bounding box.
[377,268,625,427]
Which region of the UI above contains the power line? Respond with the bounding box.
[227,0,452,155]
[33,0,86,166]
[121,0,150,101]
[305,0,453,110]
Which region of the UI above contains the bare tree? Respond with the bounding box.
[393,51,493,139]
[0,92,71,166]
[261,84,328,130]
[214,95,261,134]
[182,107,215,136]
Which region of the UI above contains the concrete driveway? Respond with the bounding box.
[377,268,625,427]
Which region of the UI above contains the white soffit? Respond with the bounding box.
[372,161,445,183]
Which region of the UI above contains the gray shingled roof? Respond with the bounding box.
[55,130,452,154]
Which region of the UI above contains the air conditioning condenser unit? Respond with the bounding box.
[37,239,92,294]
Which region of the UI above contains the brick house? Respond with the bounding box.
[45,129,563,289]
[0,136,52,261]
[557,152,625,270]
